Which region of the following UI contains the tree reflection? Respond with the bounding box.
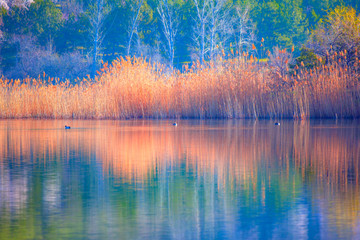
[0,120,359,239]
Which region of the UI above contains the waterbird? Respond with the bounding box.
[65,125,71,129]
[172,122,177,126]
[274,122,280,126]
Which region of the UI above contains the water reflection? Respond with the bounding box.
[0,120,359,239]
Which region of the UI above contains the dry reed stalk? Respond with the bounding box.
[0,55,359,119]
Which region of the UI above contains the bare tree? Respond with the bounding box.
[0,0,33,10]
[0,0,8,9]
[157,0,179,68]
[233,5,255,55]
[269,47,293,78]
[126,0,144,56]
[208,0,232,60]
[89,0,107,79]
[193,0,232,62]
[193,0,210,62]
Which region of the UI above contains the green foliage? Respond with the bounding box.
[307,5,360,65]
[293,47,319,69]
[0,0,359,78]
[2,6,31,35]
[55,13,90,53]
[302,0,342,27]
[101,5,129,60]
[252,0,309,50]
[2,0,63,46]
[28,0,63,46]
[0,39,17,70]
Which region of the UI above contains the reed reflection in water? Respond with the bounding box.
[0,120,359,239]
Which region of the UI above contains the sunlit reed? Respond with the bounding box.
[0,54,359,119]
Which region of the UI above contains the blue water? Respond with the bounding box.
[0,120,359,239]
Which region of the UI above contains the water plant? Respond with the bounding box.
[0,52,359,119]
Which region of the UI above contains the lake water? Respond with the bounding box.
[0,120,359,239]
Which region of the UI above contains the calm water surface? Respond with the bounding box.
[0,120,359,239]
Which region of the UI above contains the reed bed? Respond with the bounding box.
[0,54,359,119]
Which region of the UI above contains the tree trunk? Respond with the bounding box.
[127,0,144,56]
[91,0,104,79]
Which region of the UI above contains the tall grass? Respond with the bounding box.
[0,53,359,119]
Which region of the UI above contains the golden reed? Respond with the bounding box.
[0,54,359,119]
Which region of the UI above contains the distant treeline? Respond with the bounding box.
[0,0,359,80]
